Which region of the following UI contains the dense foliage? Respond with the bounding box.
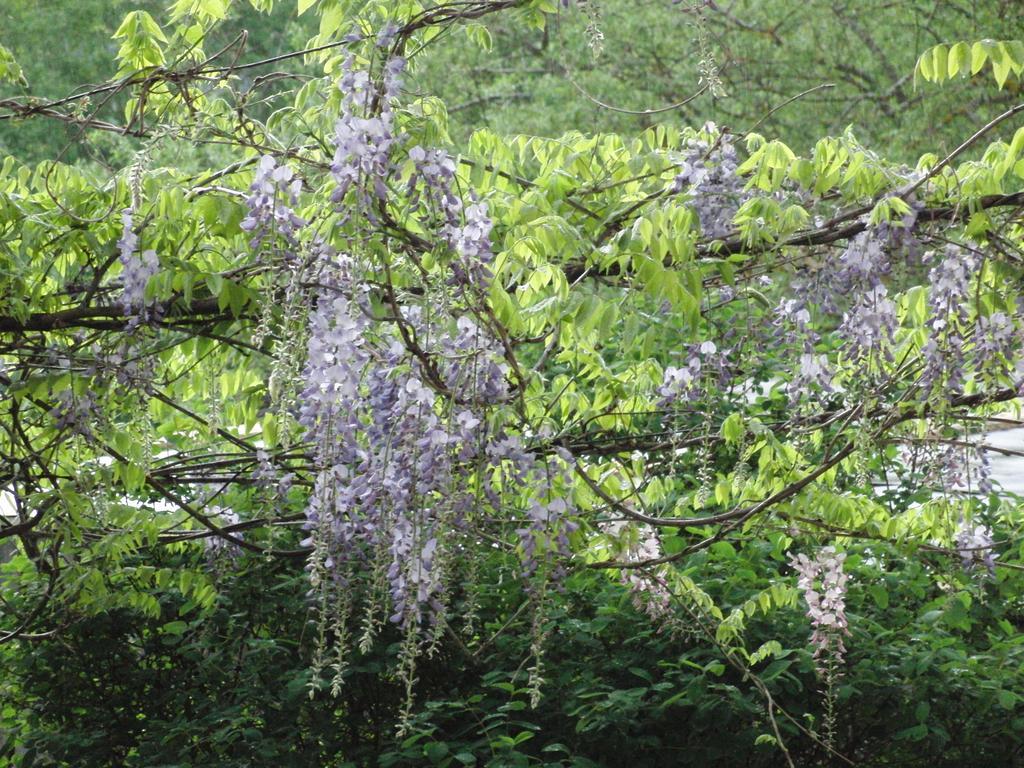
[1,2,1024,766]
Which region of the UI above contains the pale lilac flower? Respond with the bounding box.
[117,208,160,326]
[839,284,898,359]
[49,390,99,438]
[921,245,978,391]
[791,546,850,673]
[601,520,672,618]
[955,519,997,575]
[672,123,749,240]
[205,507,243,561]
[658,340,725,403]
[330,55,405,218]
[240,155,306,248]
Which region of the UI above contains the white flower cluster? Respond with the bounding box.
[601,520,672,619]
[954,518,997,576]
[117,208,160,327]
[791,546,850,673]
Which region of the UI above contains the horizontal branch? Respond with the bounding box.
[563,191,1024,283]
[0,296,224,334]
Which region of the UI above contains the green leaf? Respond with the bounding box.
[991,43,1017,89]
[915,701,930,723]
[161,620,188,635]
[971,41,990,74]
[425,742,449,763]
[949,41,970,77]
[0,44,27,87]
[997,689,1017,710]
[721,413,745,444]
[930,44,948,83]
[868,584,889,609]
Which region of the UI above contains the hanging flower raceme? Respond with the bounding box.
[921,244,979,391]
[407,145,462,235]
[449,201,495,286]
[600,520,672,619]
[774,294,835,402]
[406,145,496,289]
[438,316,510,404]
[973,311,1018,377]
[296,260,572,638]
[954,518,997,576]
[658,340,724,404]
[240,154,306,249]
[834,230,898,360]
[791,546,850,674]
[330,55,405,219]
[117,208,160,327]
[204,507,244,562]
[672,123,749,240]
[48,390,99,438]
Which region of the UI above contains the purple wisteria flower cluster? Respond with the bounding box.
[834,230,897,360]
[921,244,979,391]
[406,145,496,288]
[329,54,497,287]
[230,55,519,644]
[920,441,994,495]
[254,448,295,499]
[973,311,1017,375]
[672,123,749,240]
[514,446,578,585]
[774,211,921,394]
[48,390,99,438]
[791,546,850,674]
[117,208,160,327]
[330,55,405,220]
[954,518,997,576]
[658,340,726,404]
[204,507,244,565]
[774,295,834,402]
[298,265,572,631]
[240,154,306,249]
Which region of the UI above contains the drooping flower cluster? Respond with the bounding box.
[449,201,495,286]
[241,154,306,248]
[48,390,99,438]
[921,245,979,391]
[600,519,672,619]
[920,440,995,495]
[834,230,897,360]
[253,448,295,499]
[406,145,496,288]
[298,261,571,632]
[204,507,244,562]
[438,315,510,402]
[791,546,850,673]
[330,55,405,219]
[117,208,160,327]
[841,284,898,360]
[329,55,497,288]
[954,518,997,575]
[773,293,834,402]
[672,123,749,240]
[407,146,461,232]
[973,311,1018,377]
[237,55,572,707]
[658,340,726,404]
[514,447,578,584]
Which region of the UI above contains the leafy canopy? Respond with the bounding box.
[1,1,1024,765]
